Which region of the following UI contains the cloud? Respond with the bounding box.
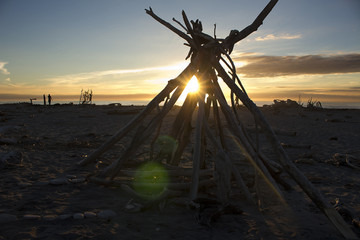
[246,86,360,103]
[255,34,302,41]
[45,62,188,85]
[235,53,360,78]
[0,62,10,75]
[5,78,11,82]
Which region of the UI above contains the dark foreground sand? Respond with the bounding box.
[0,103,359,239]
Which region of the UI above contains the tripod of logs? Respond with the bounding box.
[79,0,356,238]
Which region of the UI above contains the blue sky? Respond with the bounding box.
[0,0,359,104]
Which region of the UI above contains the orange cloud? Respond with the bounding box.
[235,53,360,78]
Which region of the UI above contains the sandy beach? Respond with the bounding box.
[0,102,359,239]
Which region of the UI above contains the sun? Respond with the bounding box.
[177,76,199,103]
[185,75,199,93]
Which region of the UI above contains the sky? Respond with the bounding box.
[0,0,359,105]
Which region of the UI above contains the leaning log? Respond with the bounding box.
[212,58,357,240]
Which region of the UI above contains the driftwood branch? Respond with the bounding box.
[189,93,206,200]
[211,78,284,199]
[202,116,254,205]
[221,0,279,53]
[145,7,195,47]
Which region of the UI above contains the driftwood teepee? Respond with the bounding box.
[79,0,356,238]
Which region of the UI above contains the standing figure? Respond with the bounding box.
[48,94,52,105]
[43,94,46,106]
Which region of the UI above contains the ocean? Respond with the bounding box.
[0,98,359,109]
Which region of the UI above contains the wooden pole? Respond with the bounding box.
[170,94,197,166]
[211,80,284,199]
[202,114,254,205]
[189,93,205,200]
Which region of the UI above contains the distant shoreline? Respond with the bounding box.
[0,100,359,110]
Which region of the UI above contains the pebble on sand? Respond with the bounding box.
[84,211,97,218]
[97,210,117,219]
[58,214,72,220]
[73,213,84,219]
[49,178,68,185]
[68,177,86,184]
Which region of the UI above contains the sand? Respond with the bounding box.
[0,103,359,239]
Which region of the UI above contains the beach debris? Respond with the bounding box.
[0,213,17,223]
[79,89,93,105]
[306,98,322,110]
[271,99,302,109]
[326,153,360,170]
[77,1,356,238]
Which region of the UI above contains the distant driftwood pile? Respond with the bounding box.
[79,89,93,105]
[79,1,356,238]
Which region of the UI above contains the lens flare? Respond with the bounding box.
[133,162,169,199]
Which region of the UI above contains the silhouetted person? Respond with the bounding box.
[48,94,52,106]
[43,94,46,106]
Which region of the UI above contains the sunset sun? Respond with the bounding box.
[177,75,200,104]
[185,75,199,93]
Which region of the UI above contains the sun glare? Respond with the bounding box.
[177,76,200,104]
[185,76,199,93]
